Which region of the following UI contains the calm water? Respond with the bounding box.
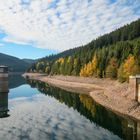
[0,75,140,140]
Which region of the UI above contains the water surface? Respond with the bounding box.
[0,75,139,140]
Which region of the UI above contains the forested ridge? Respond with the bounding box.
[0,53,30,72]
[28,18,140,82]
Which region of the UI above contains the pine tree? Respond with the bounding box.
[106,58,118,79]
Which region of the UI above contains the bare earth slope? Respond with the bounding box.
[23,73,140,121]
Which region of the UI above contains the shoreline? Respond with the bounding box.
[23,73,140,121]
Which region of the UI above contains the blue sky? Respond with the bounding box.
[0,0,140,59]
[0,32,57,59]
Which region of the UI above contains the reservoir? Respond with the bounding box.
[0,74,139,140]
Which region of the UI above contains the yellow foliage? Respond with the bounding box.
[123,55,140,77]
[123,55,135,75]
[80,55,97,77]
[79,94,96,117]
[56,57,64,64]
[45,66,49,73]
[67,56,71,63]
[118,54,140,82]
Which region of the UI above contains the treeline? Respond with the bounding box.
[28,19,140,82]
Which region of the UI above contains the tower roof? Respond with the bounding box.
[0,65,8,68]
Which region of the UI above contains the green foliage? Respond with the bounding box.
[106,58,118,79]
[118,64,127,83]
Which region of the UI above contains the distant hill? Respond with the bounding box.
[22,59,36,64]
[0,53,30,72]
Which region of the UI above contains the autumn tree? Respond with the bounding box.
[57,57,64,74]
[80,55,97,77]
[118,55,140,82]
[56,57,64,64]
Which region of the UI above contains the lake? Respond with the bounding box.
[0,74,139,140]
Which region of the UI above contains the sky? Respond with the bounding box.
[0,0,140,59]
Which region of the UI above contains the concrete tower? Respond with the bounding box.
[0,66,9,118]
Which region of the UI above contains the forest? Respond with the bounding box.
[27,18,140,82]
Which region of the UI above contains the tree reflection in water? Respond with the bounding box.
[26,79,140,140]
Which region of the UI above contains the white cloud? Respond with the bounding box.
[1,94,120,140]
[0,0,139,51]
[3,36,31,45]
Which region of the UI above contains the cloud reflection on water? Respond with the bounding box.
[0,93,120,140]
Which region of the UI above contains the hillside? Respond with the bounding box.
[0,53,30,72]
[22,59,36,64]
[34,18,140,62]
[28,18,140,82]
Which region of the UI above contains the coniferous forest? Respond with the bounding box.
[28,19,140,82]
